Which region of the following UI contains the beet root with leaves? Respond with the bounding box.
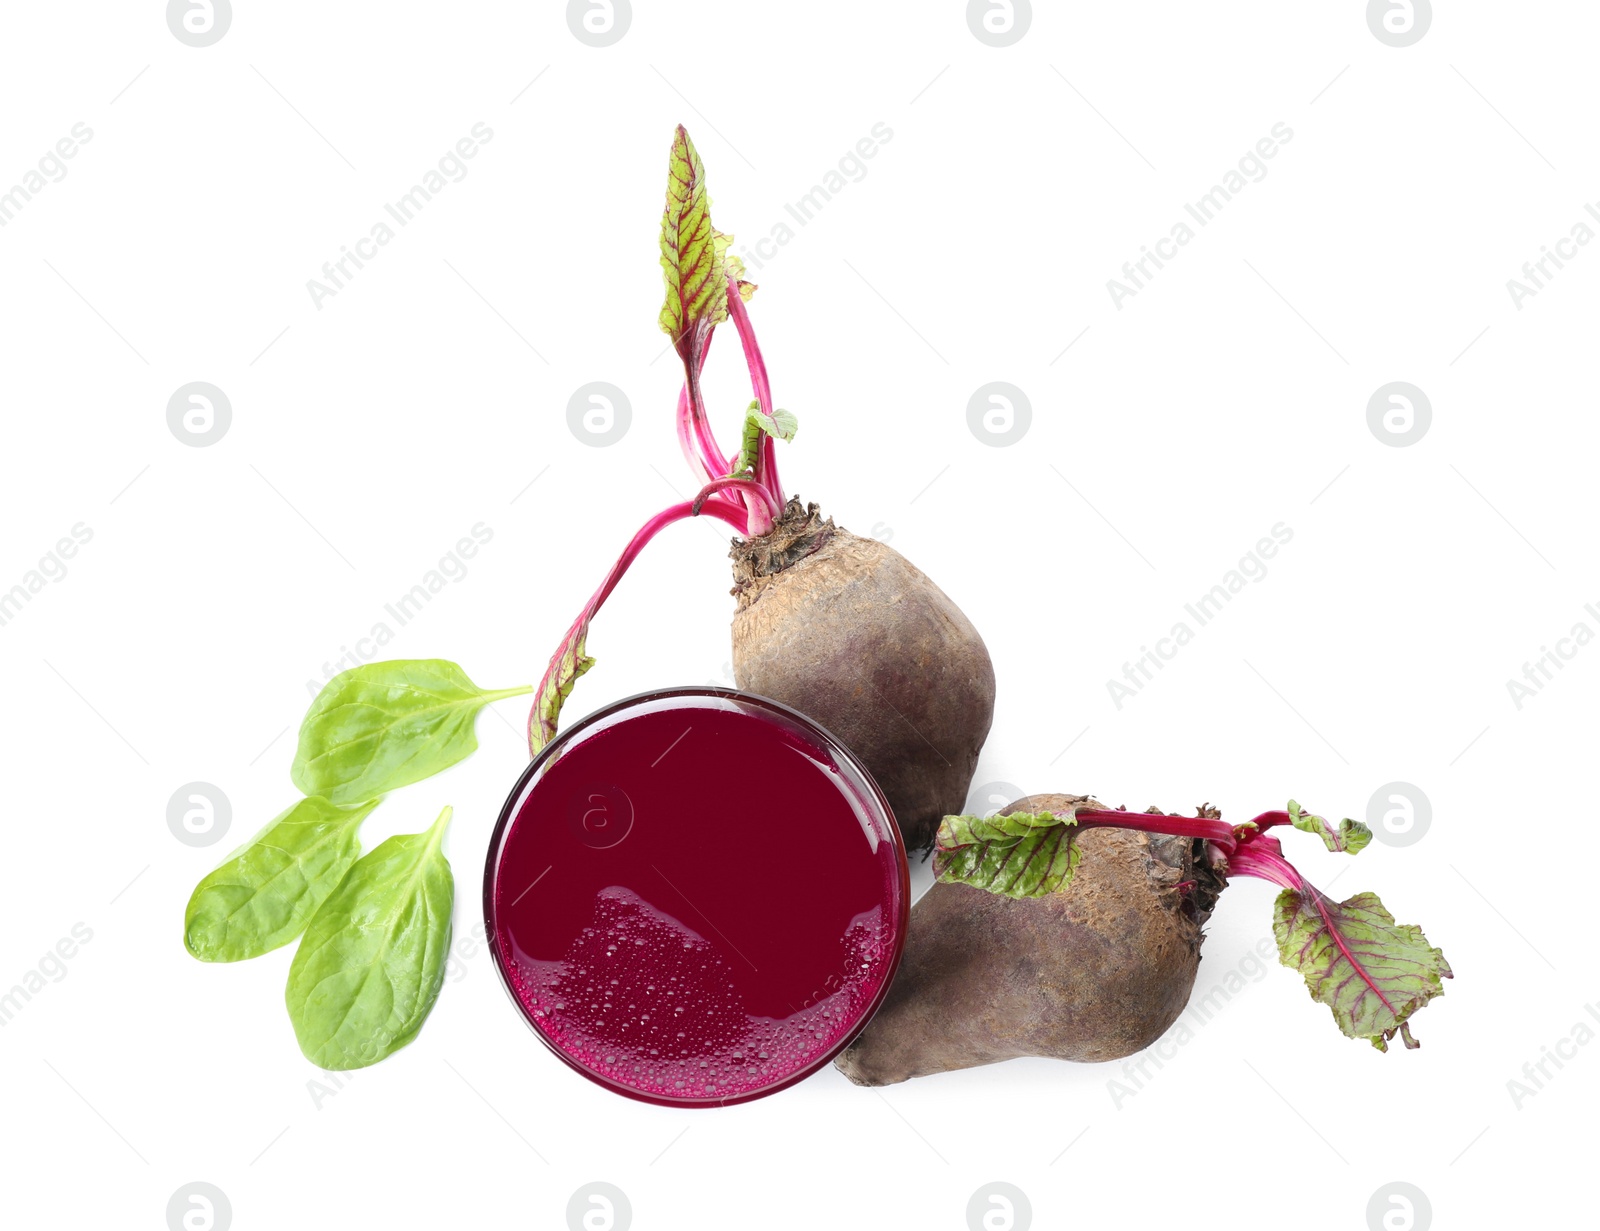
[837,795,1452,1086]
[527,126,994,848]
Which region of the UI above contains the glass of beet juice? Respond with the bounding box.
[484,688,909,1107]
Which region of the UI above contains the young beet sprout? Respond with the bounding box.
[526,124,995,853]
[528,127,790,753]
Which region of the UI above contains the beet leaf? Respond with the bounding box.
[734,403,798,476]
[530,628,595,753]
[1270,886,1451,1051]
[657,124,728,354]
[1286,798,1372,853]
[934,810,1082,896]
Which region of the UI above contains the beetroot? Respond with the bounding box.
[730,503,993,848]
[838,793,1451,1085]
[526,127,993,845]
[837,794,1211,1085]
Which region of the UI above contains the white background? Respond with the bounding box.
[1,3,1593,1229]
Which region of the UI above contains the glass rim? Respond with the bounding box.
[482,685,911,1108]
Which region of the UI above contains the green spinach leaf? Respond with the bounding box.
[285,806,454,1070]
[184,796,380,962]
[292,660,529,804]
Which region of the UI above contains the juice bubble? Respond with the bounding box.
[509,890,891,1101]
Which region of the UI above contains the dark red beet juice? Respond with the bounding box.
[484,689,908,1106]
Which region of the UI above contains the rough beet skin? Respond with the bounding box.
[834,793,1213,1085]
[730,500,997,851]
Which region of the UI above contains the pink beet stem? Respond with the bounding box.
[1072,809,1239,854]
[693,474,780,519]
[676,326,729,483]
[527,496,749,752]
[725,278,783,507]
